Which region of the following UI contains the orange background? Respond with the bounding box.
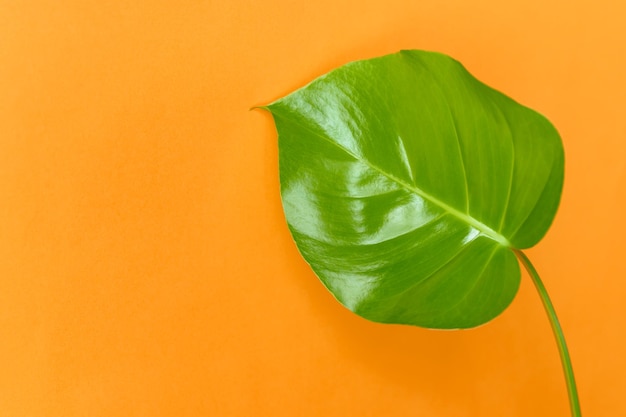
[0,1,624,416]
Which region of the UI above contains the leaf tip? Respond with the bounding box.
[249,104,271,112]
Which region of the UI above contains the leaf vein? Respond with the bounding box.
[274,109,510,247]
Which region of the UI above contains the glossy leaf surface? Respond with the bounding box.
[266,50,564,329]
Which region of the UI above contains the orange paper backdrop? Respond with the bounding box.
[1,1,624,416]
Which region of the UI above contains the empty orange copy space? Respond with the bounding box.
[0,0,624,416]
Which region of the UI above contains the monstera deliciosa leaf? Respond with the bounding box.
[264,50,564,329]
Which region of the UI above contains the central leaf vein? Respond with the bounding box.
[275,109,511,247]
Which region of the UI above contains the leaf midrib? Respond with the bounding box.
[273,108,511,247]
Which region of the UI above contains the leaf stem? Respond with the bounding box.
[514,250,581,417]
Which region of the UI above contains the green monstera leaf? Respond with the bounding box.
[264,50,564,330]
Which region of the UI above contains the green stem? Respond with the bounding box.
[514,250,581,417]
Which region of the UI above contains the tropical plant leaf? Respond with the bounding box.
[264,50,564,329]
